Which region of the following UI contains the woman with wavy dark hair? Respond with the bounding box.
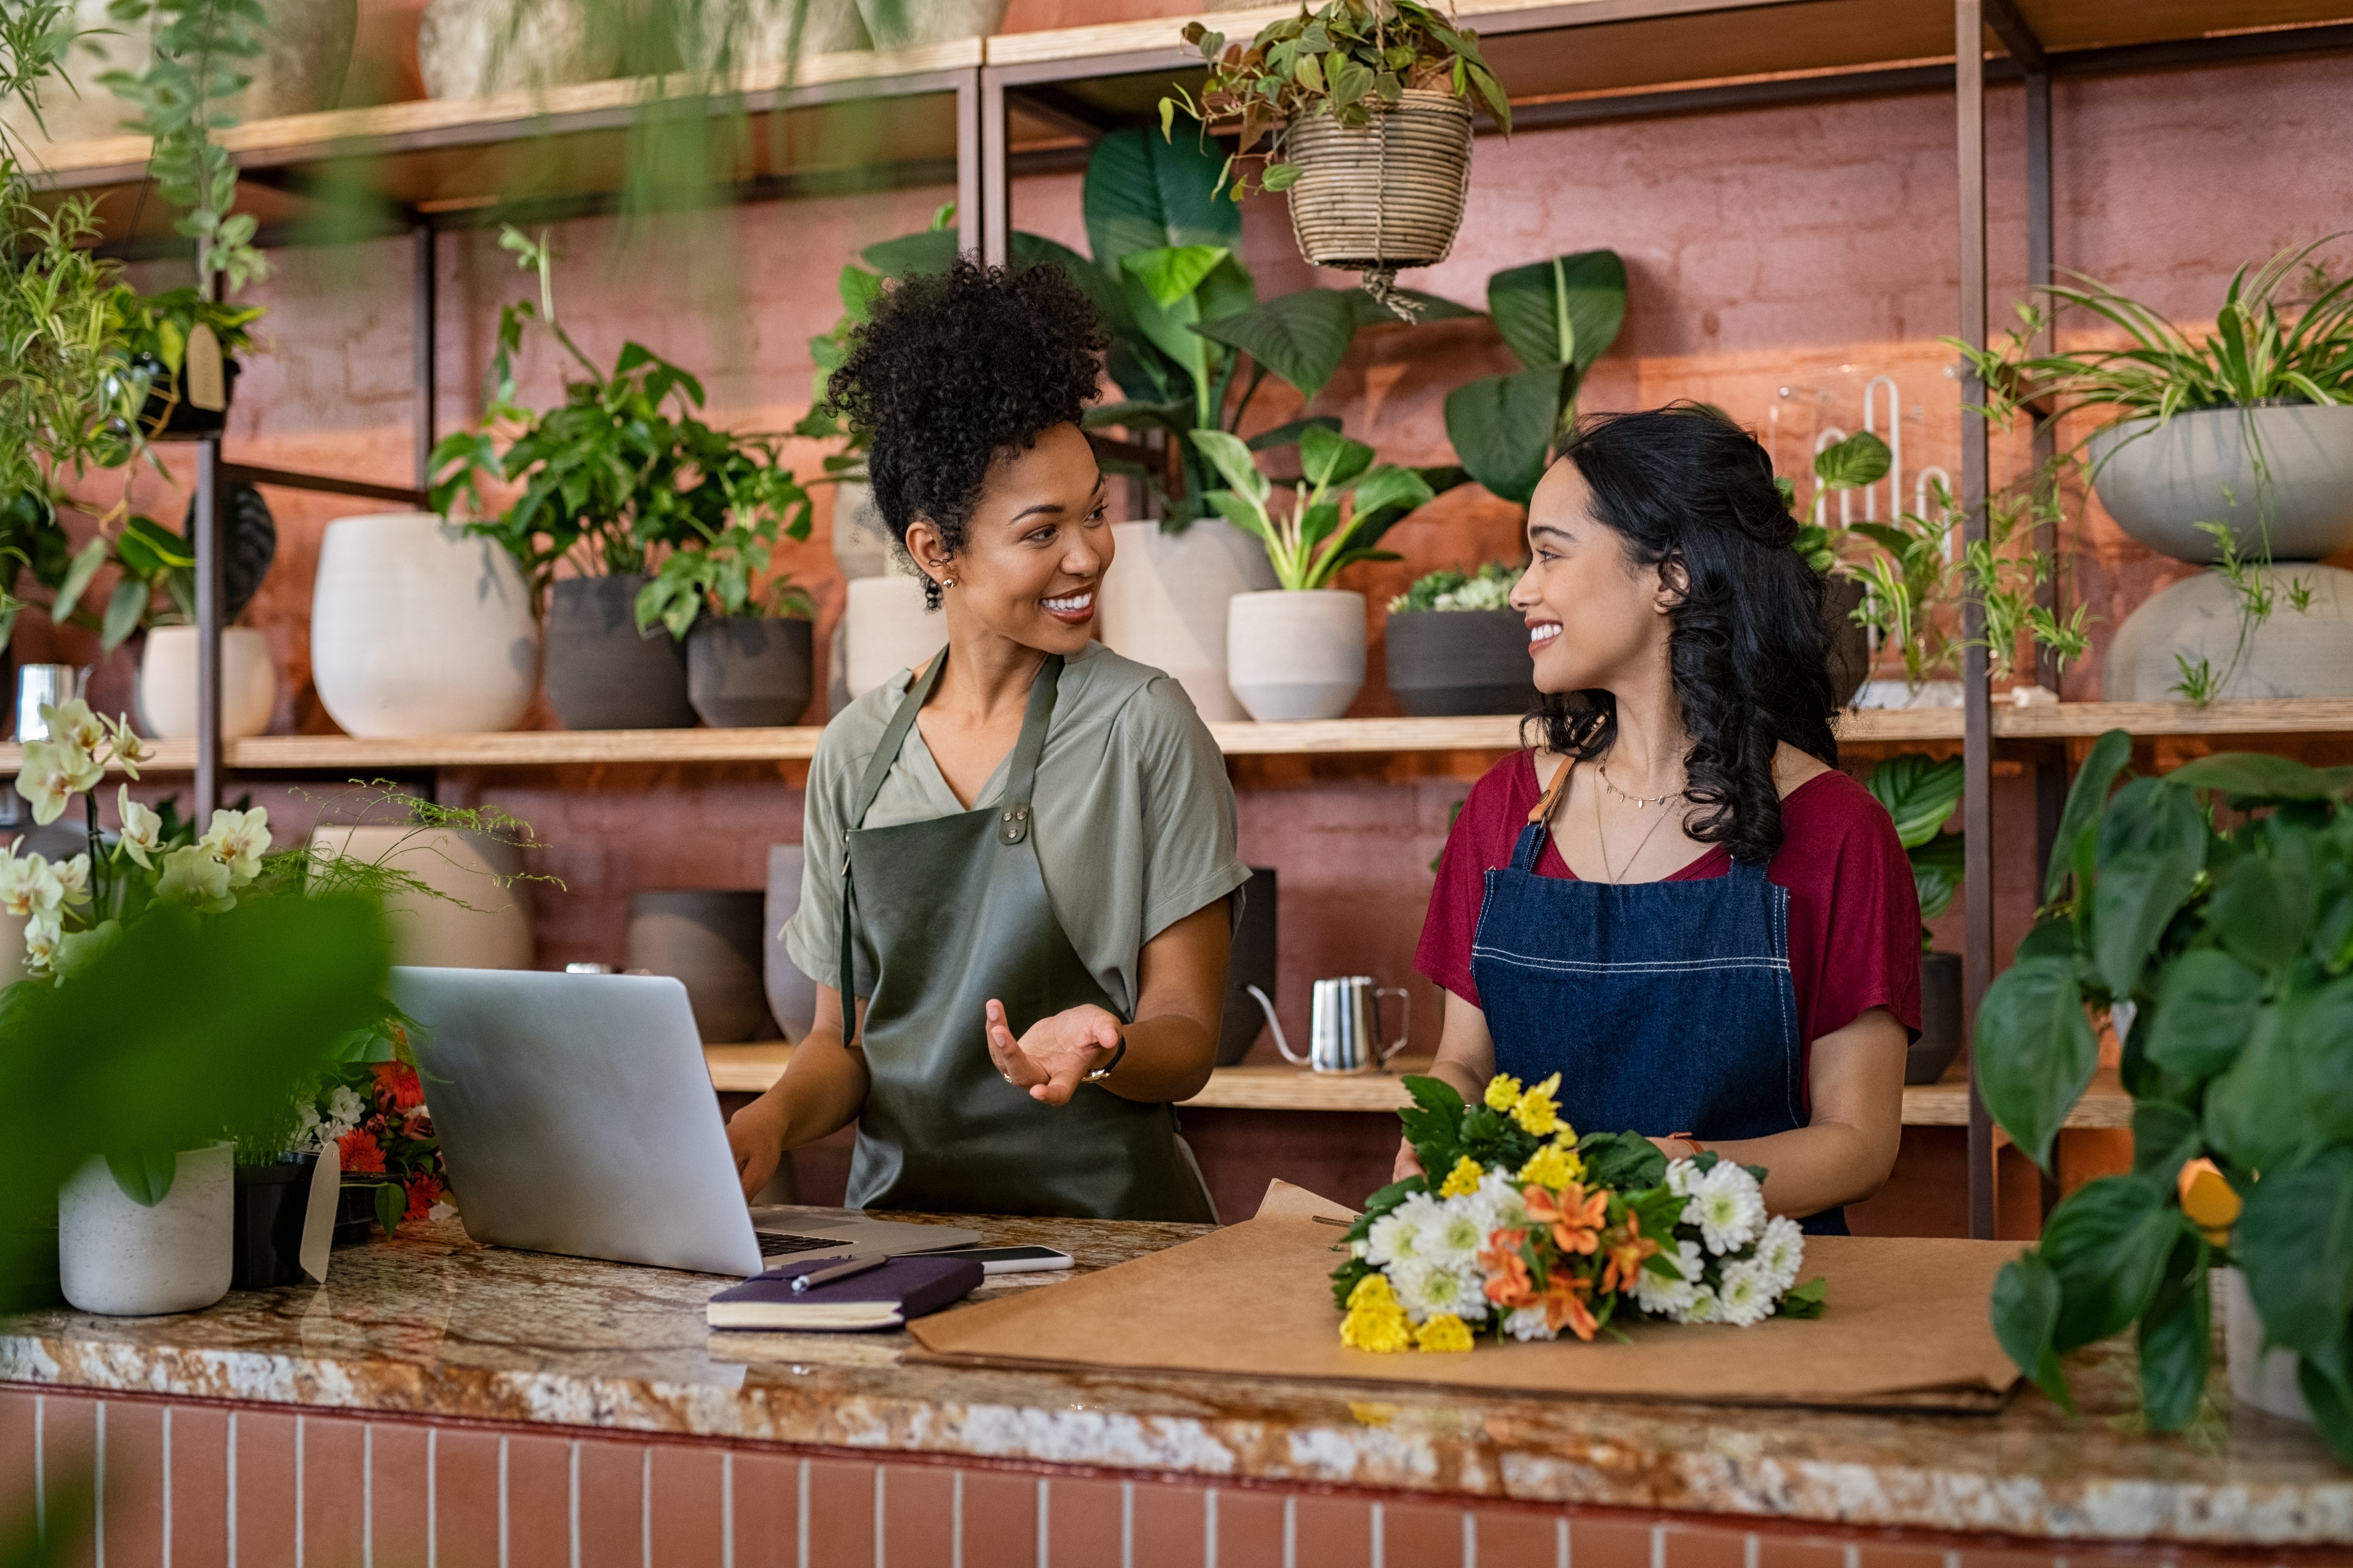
[1408,406,1919,1234]
[727,258,1243,1223]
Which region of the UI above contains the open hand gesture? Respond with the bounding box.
[985,999,1120,1106]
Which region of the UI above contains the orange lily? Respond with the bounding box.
[1542,1272,1600,1342]
[1600,1213,1661,1296]
[1525,1181,1609,1256]
[1479,1227,1537,1308]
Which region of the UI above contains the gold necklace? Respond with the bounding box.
[1599,758,1684,810]
[1594,778,1680,884]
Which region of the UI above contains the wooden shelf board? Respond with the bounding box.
[703,1045,2132,1128]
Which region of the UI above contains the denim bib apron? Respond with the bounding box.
[836,648,1217,1224]
[1468,759,1849,1236]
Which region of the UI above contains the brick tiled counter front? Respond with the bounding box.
[3,1215,2348,1567]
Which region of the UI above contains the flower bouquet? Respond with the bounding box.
[1331,1073,1826,1352]
[295,1044,452,1237]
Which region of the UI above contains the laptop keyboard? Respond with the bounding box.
[757,1232,851,1257]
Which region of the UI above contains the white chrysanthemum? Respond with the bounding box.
[1365,1191,1443,1266]
[1502,1305,1555,1341]
[1672,1284,1720,1325]
[1390,1261,1489,1324]
[326,1084,367,1135]
[1684,1161,1766,1255]
[1632,1238,1705,1317]
[1713,1258,1777,1327]
[1426,1196,1489,1266]
[1753,1215,1804,1292]
[1665,1158,1702,1198]
[1465,1170,1531,1237]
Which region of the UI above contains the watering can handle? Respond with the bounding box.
[1376,986,1411,1066]
[1247,984,1305,1066]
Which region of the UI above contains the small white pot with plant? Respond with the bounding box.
[1382,563,1533,717]
[1197,425,1432,723]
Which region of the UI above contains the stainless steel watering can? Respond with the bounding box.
[1247,976,1410,1075]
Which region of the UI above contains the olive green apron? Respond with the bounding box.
[837,648,1217,1223]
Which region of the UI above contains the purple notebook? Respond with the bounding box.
[706,1254,986,1332]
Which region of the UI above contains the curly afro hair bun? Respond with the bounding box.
[825,256,1109,607]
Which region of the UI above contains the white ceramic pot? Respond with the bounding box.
[59,1144,234,1316]
[2101,564,2353,702]
[1099,519,1280,723]
[764,844,816,1040]
[307,826,534,969]
[681,0,867,67]
[831,481,894,581]
[1226,589,1367,722]
[2089,405,2353,565]
[137,626,277,739]
[417,0,619,98]
[311,512,539,738]
[2219,1266,2313,1424]
[843,574,944,702]
[855,0,1008,48]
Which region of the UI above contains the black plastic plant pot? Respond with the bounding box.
[1907,951,1964,1085]
[1384,608,1539,717]
[544,574,698,730]
[231,1153,319,1289]
[687,615,814,728]
[333,1183,381,1248]
[135,353,241,440]
[1216,867,1277,1065]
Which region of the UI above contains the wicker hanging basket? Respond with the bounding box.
[1283,89,1473,311]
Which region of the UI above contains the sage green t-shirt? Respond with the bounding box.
[783,640,1250,1019]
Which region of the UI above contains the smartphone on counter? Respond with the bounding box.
[933,1244,1075,1276]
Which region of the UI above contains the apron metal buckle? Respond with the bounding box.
[999,805,1030,844]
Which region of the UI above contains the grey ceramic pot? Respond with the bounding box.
[1383,609,1537,717]
[1216,868,1277,1066]
[1825,577,1870,705]
[627,890,769,1044]
[1908,950,1964,1085]
[764,844,817,1041]
[544,576,696,730]
[2088,404,2353,564]
[688,616,814,728]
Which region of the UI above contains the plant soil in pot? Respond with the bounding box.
[627,890,769,1044]
[233,1153,321,1289]
[1228,589,1367,722]
[2088,404,2353,565]
[544,575,697,729]
[2102,564,2353,702]
[1908,951,1964,1084]
[688,616,814,728]
[1098,518,1279,723]
[58,1144,234,1316]
[1384,608,1536,717]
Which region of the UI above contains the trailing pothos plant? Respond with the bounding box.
[429,226,811,607]
[1160,0,1510,202]
[1977,731,2353,1460]
[1193,423,1432,590]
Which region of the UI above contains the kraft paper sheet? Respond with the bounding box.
[908,1184,2025,1411]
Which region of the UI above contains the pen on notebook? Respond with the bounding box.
[792,1253,886,1294]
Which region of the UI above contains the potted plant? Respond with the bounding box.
[1196,424,1431,721]
[1441,250,1626,506]
[1861,753,1964,1083]
[638,511,820,729]
[1163,2,1510,314]
[95,496,281,739]
[431,227,808,731]
[1954,237,2353,703]
[1382,561,1533,716]
[109,286,265,440]
[1977,732,2353,1457]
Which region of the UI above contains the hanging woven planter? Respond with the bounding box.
[1284,89,1473,294]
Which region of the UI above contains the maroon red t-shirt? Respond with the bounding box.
[1414,753,1923,1058]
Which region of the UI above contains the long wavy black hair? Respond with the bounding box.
[1527,405,1839,864]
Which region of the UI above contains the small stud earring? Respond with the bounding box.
[941,577,956,589]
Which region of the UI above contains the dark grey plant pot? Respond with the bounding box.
[1384,608,1538,717]
[688,616,814,728]
[627,890,770,1044]
[1825,577,1870,707]
[232,1153,318,1289]
[1908,950,1964,1085]
[1216,867,1278,1066]
[544,575,697,730]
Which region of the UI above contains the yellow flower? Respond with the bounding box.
[2179,1157,2242,1245]
[1438,1156,1485,1199]
[1517,1141,1584,1190]
[1483,1074,1523,1112]
[1340,1279,1415,1354]
[1348,1273,1398,1310]
[1415,1313,1474,1353]
[1512,1072,1563,1136]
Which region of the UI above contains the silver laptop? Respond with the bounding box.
[391,967,979,1276]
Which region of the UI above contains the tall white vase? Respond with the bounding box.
[843,574,944,702]
[1226,590,1367,722]
[1098,519,1279,723]
[137,627,276,739]
[308,825,535,969]
[59,1145,234,1316]
[311,512,539,737]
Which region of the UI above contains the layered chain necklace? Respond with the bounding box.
[1592,758,1688,884]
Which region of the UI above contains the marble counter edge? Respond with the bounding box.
[6,1332,2350,1547]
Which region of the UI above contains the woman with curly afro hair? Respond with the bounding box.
[1408,407,1920,1236]
[730,258,1244,1223]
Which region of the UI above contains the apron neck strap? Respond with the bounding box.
[849,645,950,832]
[996,654,1063,845]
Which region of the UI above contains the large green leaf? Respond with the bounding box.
[1083,126,1239,265]
[1195,289,1358,400]
[1865,753,1964,851]
[1973,955,2099,1172]
[2238,1148,2353,1352]
[2204,1007,2311,1170]
[1190,428,1268,503]
[1814,430,1892,492]
[2091,847,2201,1000]
[2167,751,2353,803]
[2136,1233,2211,1432]
[1122,245,1231,309]
[1991,1251,2073,1412]
[1120,268,1214,411]
[2129,1099,2203,1184]
[103,1147,181,1207]
[2141,949,2263,1082]
[2209,848,2314,978]
[1444,365,1565,505]
[1486,250,1627,374]
[2296,978,2353,1147]
[2299,1329,2353,1465]
[2045,729,2133,902]
[1299,422,1374,490]
[51,534,108,623]
[2040,1176,2180,1351]
[861,228,958,278]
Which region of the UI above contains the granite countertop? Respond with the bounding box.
[5,1213,2350,1547]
